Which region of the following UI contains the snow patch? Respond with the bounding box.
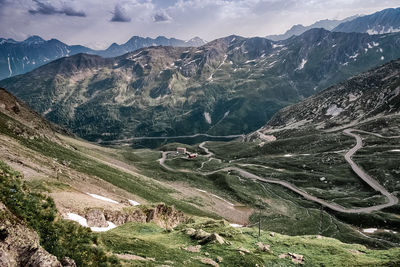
[363,228,377,233]
[204,112,212,124]
[381,56,385,61]
[367,27,400,35]
[67,213,88,227]
[272,44,284,49]
[283,154,293,157]
[229,223,243,228]
[128,200,140,206]
[390,149,400,152]
[349,53,359,59]
[86,193,119,204]
[196,189,207,193]
[295,59,307,70]
[326,104,344,117]
[67,213,116,232]
[91,222,117,232]
[7,57,12,77]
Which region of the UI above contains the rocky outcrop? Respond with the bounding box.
[80,203,186,229]
[104,208,147,225]
[144,203,186,229]
[256,242,271,252]
[199,233,225,245]
[85,209,108,227]
[279,252,305,264]
[184,228,226,246]
[0,202,69,267]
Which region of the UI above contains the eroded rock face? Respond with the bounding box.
[145,203,186,229]
[81,203,186,230]
[0,202,65,267]
[86,209,108,227]
[104,209,147,225]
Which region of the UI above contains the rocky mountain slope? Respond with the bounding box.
[266,16,357,41]
[334,7,400,34]
[0,35,206,80]
[0,36,93,80]
[1,29,400,142]
[1,87,400,266]
[262,58,400,131]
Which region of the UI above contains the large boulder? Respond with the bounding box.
[85,209,108,227]
[199,233,225,245]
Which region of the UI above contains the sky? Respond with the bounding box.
[0,0,399,49]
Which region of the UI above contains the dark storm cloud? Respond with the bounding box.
[153,10,171,22]
[111,4,131,22]
[29,0,86,17]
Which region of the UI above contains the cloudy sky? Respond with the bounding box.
[0,0,399,49]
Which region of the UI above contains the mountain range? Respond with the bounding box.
[266,16,358,41]
[0,35,206,80]
[1,28,399,142]
[267,7,400,41]
[333,7,400,34]
[2,7,399,81]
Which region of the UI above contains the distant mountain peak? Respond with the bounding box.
[266,15,358,41]
[24,35,45,44]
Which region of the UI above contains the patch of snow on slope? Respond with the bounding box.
[390,149,400,152]
[349,53,359,59]
[367,27,400,35]
[363,228,377,233]
[326,104,344,117]
[229,223,243,228]
[67,213,88,227]
[272,44,284,49]
[67,213,116,232]
[7,57,12,76]
[86,193,119,204]
[91,222,117,232]
[195,189,207,193]
[129,200,140,206]
[381,56,385,61]
[204,112,212,124]
[296,59,307,70]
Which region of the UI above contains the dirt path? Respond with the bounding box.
[159,129,399,213]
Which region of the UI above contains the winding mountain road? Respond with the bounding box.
[159,130,399,213]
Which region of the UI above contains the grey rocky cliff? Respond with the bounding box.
[0,202,72,267]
